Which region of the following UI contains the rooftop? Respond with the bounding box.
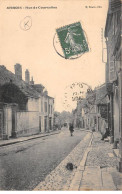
[95,84,108,105]
[0,65,41,98]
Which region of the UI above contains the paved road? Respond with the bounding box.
[0,129,87,190]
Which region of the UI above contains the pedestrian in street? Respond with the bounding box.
[69,123,74,136]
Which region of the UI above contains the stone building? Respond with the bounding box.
[104,0,122,172]
[74,84,108,133]
[73,100,85,129]
[0,64,54,139]
[95,84,108,134]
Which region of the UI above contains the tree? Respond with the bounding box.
[54,111,74,127]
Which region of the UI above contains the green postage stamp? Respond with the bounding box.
[56,22,89,59]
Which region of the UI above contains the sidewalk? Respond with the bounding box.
[0,130,60,147]
[79,132,122,191]
[34,131,122,191]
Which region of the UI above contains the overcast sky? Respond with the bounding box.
[0,0,108,112]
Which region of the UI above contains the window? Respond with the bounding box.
[51,105,52,114]
[44,102,47,113]
[49,104,50,114]
[41,99,43,113]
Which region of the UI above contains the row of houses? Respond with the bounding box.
[0,63,54,139]
[74,0,122,172]
[73,84,108,134]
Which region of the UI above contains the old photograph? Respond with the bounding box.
[0,0,122,191]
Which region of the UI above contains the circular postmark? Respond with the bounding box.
[53,33,84,60]
[53,22,89,60]
[63,82,93,111]
[20,16,32,31]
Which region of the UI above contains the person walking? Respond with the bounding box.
[69,123,74,136]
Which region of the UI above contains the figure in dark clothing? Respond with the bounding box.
[101,128,110,140]
[69,123,74,136]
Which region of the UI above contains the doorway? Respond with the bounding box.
[49,117,52,130]
[44,116,47,132]
[39,116,41,132]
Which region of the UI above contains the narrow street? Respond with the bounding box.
[0,0,121,192]
[0,129,88,190]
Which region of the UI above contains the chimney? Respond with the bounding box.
[30,76,34,85]
[14,63,22,80]
[25,69,30,84]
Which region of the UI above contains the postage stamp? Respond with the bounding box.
[56,22,89,59]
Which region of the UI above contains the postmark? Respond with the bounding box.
[56,22,89,59]
[20,16,32,31]
[63,82,92,111]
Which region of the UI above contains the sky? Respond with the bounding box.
[0,0,108,112]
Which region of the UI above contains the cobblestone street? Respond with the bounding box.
[0,128,87,190]
[35,131,122,191]
[34,131,92,190]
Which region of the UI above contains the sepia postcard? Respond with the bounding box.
[0,0,122,191]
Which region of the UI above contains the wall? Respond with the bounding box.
[27,98,39,111]
[44,96,48,116]
[48,98,54,117]
[113,87,119,141]
[4,106,12,138]
[16,111,39,137]
[39,96,54,132]
[29,95,55,133]
[107,14,117,83]
[88,105,97,131]
[0,110,3,138]
[105,6,121,142]
[39,96,48,132]
[48,98,54,130]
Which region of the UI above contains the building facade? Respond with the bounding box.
[104,0,122,172]
[95,84,108,134]
[75,84,108,134]
[73,100,85,129]
[0,64,54,139]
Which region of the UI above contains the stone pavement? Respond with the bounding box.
[79,132,122,191]
[34,131,122,191]
[0,130,60,147]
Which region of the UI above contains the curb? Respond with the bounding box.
[113,149,119,157]
[69,132,118,191]
[0,131,60,147]
[68,132,93,190]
